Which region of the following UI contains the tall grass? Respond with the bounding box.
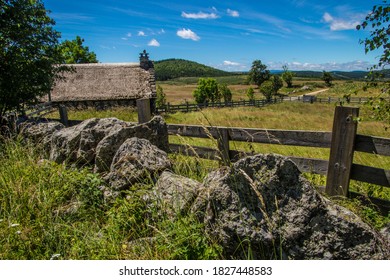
[0,139,222,260]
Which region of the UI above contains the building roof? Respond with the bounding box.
[49,62,156,102]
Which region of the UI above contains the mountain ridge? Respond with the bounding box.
[154,58,389,81]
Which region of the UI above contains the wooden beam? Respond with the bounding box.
[217,127,230,166]
[137,98,152,124]
[326,106,359,197]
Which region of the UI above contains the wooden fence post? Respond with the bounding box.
[217,128,230,166]
[137,98,152,124]
[325,106,359,197]
[58,105,69,127]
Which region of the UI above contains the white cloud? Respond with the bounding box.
[223,60,240,66]
[122,32,132,40]
[148,39,160,47]
[138,31,146,36]
[322,12,360,31]
[158,29,165,34]
[267,60,373,71]
[227,9,239,17]
[176,28,200,41]
[181,11,219,19]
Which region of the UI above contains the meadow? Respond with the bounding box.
[1,78,389,260]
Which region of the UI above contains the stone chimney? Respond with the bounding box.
[139,50,153,70]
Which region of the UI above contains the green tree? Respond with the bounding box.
[259,81,274,102]
[271,75,283,94]
[246,87,255,101]
[259,76,283,101]
[193,78,219,104]
[322,71,333,87]
[281,65,294,88]
[59,36,98,64]
[219,83,232,103]
[0,0,67,117]
[248,60,270,87]
[156,85,166,107]
[357,0,390,128]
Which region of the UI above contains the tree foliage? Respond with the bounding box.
[281,65,294,88]
[59,36,98,64]
[248,60,270,87]
[259,81,274,101]
[322,71,334,87]
[155,59,231,81]
[259,76,283,101]
[357,0,390,129]
[0,0,67,116]
[218,83,232,103]
[156,85,166,107]
[356,1,390,69]
[193,78,220,104]
[246,87,255,101]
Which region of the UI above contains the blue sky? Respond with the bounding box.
[43,0,381,71]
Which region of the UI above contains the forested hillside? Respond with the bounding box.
[154,59,233,81]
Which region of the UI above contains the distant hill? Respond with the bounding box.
[290,71,369,80]
[154,58,389,81]
[154,59,233,81]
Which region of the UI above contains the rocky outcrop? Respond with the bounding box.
[22,121,65,151]
[46,116,168,169]
[186,154,389,260]
[94,116,169,172]
[105,137,171,191]
[151,171,205,218]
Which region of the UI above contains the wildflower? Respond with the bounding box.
[50,254,61,260]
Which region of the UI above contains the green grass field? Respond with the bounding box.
[1,79,389,260]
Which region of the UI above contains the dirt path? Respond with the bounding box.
[300,88,329,96]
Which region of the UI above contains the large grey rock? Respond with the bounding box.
[105,137,171,190]
[22,121,65,151]
[191,153,389,260]
[152,171,204,217]
[95,116,169,172]
[49,117,138,165]
[77,118,127,164]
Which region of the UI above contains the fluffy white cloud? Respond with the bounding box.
[181,11,219,19]
[267,60,373,71]
[138,31,146,36]
[322,12,360,31]
[148,39,160,47]
[176,28,200,41]
[227,9,239,17]
[223,60,240,66]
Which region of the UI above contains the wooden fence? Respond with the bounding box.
[167,106,390,213]
[283,96,371,104]
[156,98,282,113]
